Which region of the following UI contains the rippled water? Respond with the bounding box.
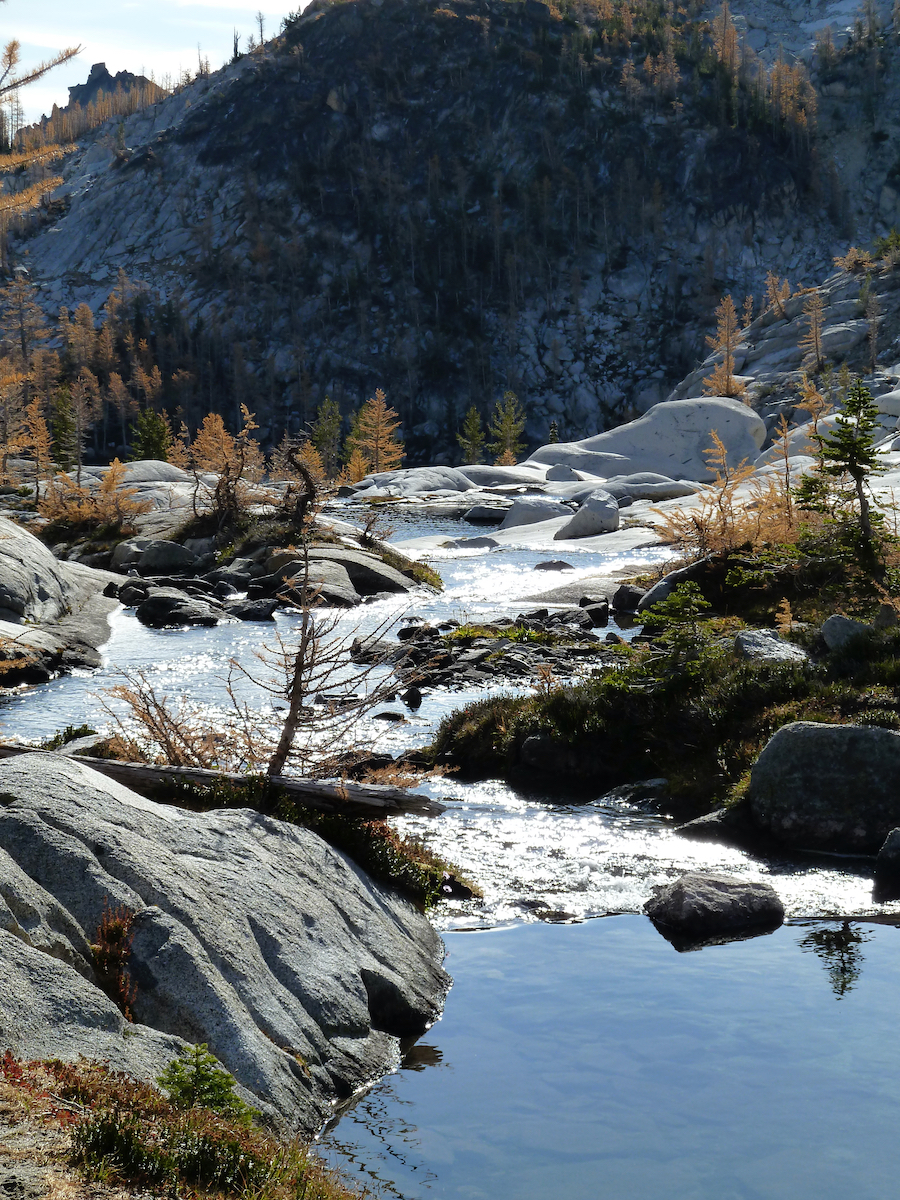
[319,917,900,1200]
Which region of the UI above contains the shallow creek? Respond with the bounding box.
[2,504,898,1198]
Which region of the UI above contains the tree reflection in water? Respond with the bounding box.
[798,921,871,998]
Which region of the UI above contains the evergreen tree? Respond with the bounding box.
[347,389,403,473]
[310,396,342,478]
[487,391,526,465]
[548,420,560,444]
[796,378,884,566]
[51,384,76,470]
[458,405,485,464]
[131,408,171,462]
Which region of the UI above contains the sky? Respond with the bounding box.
[6,0,306,126]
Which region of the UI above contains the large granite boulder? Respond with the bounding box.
[0,754,448,1136]
[352,466,474,495]
[137,539,202,575]
[500,498,572,529]
[527,398,766,482]
[0,515,83,623]
[135,588,225,627]
[554,489,620,538]
[746,722,900,852]
[644,872,784,937]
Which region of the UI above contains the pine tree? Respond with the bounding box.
[51,385,76,470]
[348,389,403,473]
[458,406,485,464]
[487,391,526,465]
[131,408,171,462]
[797,378,884,565]
[310,396,342,478]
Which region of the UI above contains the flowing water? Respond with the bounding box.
[2,503,897,1198]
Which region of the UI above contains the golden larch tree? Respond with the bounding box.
[702,294,745,398]
[348,389,404,473]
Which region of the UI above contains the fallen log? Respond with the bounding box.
[0,745,445,818]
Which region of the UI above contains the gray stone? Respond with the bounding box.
[601,472,698,501]
[527,398,766,482]
[500,498,573,529]
[353,466,474,495]
[308,546,413,595]
[874,828,900,896]
[223,597,279,621]
[554,490,619,539]
[612,583,646,612]
[137,540,201,575]
[644,872,784,936]
[463,505,508,524]
[281,560,360,607]
[111,536,154,571]
[747,722,900,852]
[821,613,870,650]
[136,588,225,627]
[734,628,809,665]
[0,754,448,1135]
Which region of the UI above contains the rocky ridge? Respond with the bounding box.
[12,0,898,459]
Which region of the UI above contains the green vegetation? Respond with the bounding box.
[40,723,96,750]
[157,1043,259,1125]
[431,592,900,815]
[0,1054,358,1200]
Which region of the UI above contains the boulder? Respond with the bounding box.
[601,471,698,501]
[545,464,581,481]
[637,558,710,612]
[135,588,225,627]
[747,722,900,851]
[644,872,784,937]
[308,546,413,594]
[874,828,900,898]
[612,583,646,612]
[821,613,870,650]
[553,490,619,539]
[734,628,809,665]
[0,515,83,623]
[111,536,154,571]
[456,464,547,487]
[282,560,360,607]
[463,505,508,524]
[223,597,279,621]
[527,398,766,482]
[137,540,201,575]
[500,498,573,529]
[0,754,448,1135]
[353,466,474,495]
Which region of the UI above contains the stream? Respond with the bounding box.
[2,504,899,1198]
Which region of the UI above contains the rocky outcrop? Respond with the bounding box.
[0,516,121,681]
[746,722,900,852]
[0,754,448,1136]
[644,872,784,941]
[526,399,766,482]
[734,628,809,665]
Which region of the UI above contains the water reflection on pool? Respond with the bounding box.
[319,916,900,1200]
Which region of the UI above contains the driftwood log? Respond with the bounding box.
[0,745,445,818]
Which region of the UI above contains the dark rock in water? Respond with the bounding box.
[401,686,423,710]
[463,505,507,524]
[372,711,406,722]
[118,582,150,606]
[578,594,607,607]
[747,721,900,852]
[873,828,900,900]
[214,580,240,599]
[597,778,669,810]
[582,601,609,627]
[644,872,784,943]
[136,588,224,628]
[440,872,475,900]
[534,560,573,571]
[223,597,279,621]
[611,583,646,613]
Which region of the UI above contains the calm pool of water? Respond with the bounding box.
[320,916,900,1200]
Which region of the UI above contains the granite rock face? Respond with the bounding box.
[0,754,448,1135]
